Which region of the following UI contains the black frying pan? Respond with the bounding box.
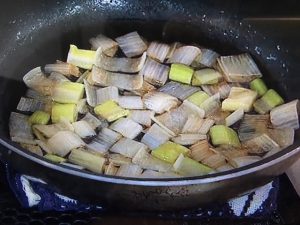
[0,0,299,211]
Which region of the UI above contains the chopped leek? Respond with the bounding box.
[169,64,194,84]
[209,125,241,147]
[94,100,129,122]
[44,154,67,163]
[254,89,284,114]
[186,91,210,107]
[52,82,84,104]
[51,103,78,123]
[192,68,222,85]
[222,87,257,112]
[151,141,190,164]
[110,137,148,158]
[28,111,50,125]
[110,118,143,139]
[173,154,213,176]
[67,44,96,69]
[249,78,268,97]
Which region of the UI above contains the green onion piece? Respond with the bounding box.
[94,100,129,122]
[209,125,241,147]
[192,68,222,86]
[151,141,190,163]
[254,89,284,114]
[173,154,213,176]
[28,111,50,125]
[249,78,268,97]
[169,64,194,84]
[186,91,210,107]
[52,82,85,104]
[67,44,96,69]
[51,103,78,123]
[44,154,66,163]
[68,148,106,174]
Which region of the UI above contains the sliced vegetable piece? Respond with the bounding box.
[115,31,147,57]
[87,128,121,154]
[131,81,156,96]
[96,86,119,105]
[169,64,194,84]
[66,45,96,69]
[28,111,50,125]
[116,164,143,177]
[225,108,244,127]
[210,125,241,147]
[253,89,284,114]
[17,97,48,113]
[23,67,54,96]
[133,148,172,172]
[104,162,119,176]
[89,34,118,56]
[68,148,105,174]
[242,133,280,156]
[151,141,190,164]
[95,49,146,73]
[33,120,73,139]
[198,118,215,134]
[201,153,227,169]
[181,115,204,134]
[147,41,170,62]
[110,137,148,158]
[159,81,199,100]
[94,100,129,122]
[108,153,132,166]
[9,112,35,144]
[47,131,85,157]
[140,170,180,178]
[52,82,84,104]
[51,103,78,123]
[44,154,67,163]
[238,114,270,142]
[217,53,262,82]
[249,78,268,97]
[72,120,96,139]
[230,156,261,168]
[128,110,154,127]
[267,128,294,149]
[110,118,143,139]
[190,140,213,162]
[270,99,299,129]
[186,91,209,107]
[81,112,102,130]
[77,98,88,114]
[201,81,232,99]
[90,66,143,90]
[140,58,169,86]
[192,68,222,85]
[199,93,221,116]
[143,91,179,114]
[166,42,183,59]
[171,134,207,145]
[118,96,144,109]
[216,164,234,172]
[173,154,213,176]
[181,100,206,118]
[83,79,97,107]
[194,48,219,68]
[44,62,80,77]
[20,143,43,156]
[168,46,201,66]
[141,123,172,150]
[222,87,257,112]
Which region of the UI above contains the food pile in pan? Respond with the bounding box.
[9,31,299,178]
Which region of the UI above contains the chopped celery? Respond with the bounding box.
[151,141,190,163]
[192,68,222,86]
[173,154,213,176]
[52,82,85,104]
[44,154,67,163]
[94,100,129,122]
[249,78,268,97]
[28,111,50,125]
[51,103,78,123]
[67,44,96,69]
[186,91,210,107]
[169,64,194,84]
[222,87,257,112]
[209,125,241,147]
[254,89,284,114]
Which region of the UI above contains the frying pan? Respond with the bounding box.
[0,0,299,211]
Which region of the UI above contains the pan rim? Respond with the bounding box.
[1,137,299,186]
